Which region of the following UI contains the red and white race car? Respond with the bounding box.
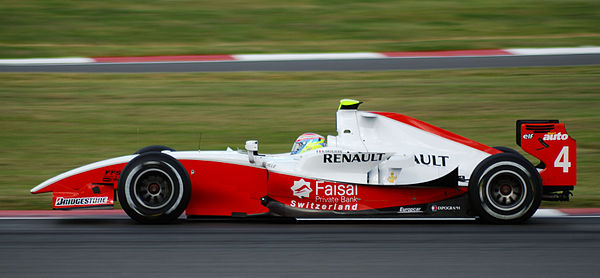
[31,99,576,224]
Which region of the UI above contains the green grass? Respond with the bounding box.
[0,66,599,209]
[1,0,599,58]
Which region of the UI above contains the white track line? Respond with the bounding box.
[0,57,95,65]
[1,47,600,65]
[533,209,568,217]
[506,46,600,56]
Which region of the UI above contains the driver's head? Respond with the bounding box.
[291,133,325,155]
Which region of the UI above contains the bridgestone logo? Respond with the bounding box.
[55,197,109,206]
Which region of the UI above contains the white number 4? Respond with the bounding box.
[554,146,571,173]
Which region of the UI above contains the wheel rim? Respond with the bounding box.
[485,170,527,211]
[133,168,175,210]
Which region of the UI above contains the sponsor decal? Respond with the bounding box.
[543,132,568,141]
[265,162,277,169]
[55,197,109,206]
[387,172,398,183]
[316,149,343,154]
[315,181,358,197]
[102,170,120,183]
[397,207,423,214]
[323,153,385,163]
[414,154,449,167]
[290,179,359,211]
[522,133,534,140]
[291,179,312,198]
[290,200,358,211]
[431,205,461,212]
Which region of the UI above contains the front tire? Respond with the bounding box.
[134,145,175,154]
[469,153,542,224]
[118,152,191,224]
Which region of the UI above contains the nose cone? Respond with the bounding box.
[31,155,135,194]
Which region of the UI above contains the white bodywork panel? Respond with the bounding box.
[261,110,491,186]
[33,109,492,193]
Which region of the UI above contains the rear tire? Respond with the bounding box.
[493,146,521,156]
[469,153,542,224]
[118,152,191,224]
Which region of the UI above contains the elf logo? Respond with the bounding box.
[523,134,534,140]
[543,132,568,141]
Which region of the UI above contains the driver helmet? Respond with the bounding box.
[291,133,326,155]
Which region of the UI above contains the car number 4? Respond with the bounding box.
[554,146,571,173]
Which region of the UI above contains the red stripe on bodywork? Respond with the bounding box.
[372,112,501,155]
[381,49,512,57]
[93,55,236,63]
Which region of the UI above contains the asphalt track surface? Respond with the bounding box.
[1,53,600,72]
[1,217,599,278]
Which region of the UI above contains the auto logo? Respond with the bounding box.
[543,132,568,141]
[291,179,312,198]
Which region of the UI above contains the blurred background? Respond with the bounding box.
[1,0,599,209]
[2,0,599,57]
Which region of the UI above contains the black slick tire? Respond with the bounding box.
[134,145,175,154]
[469,153,542,224]
[118,152,191,224]
[493,146,521,156]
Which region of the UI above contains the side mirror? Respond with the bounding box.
[245,140,258,163]
[245,140,258,152]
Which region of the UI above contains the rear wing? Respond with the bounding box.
[517,120,576,192]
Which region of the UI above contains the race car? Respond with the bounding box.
[31,99,576,224]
